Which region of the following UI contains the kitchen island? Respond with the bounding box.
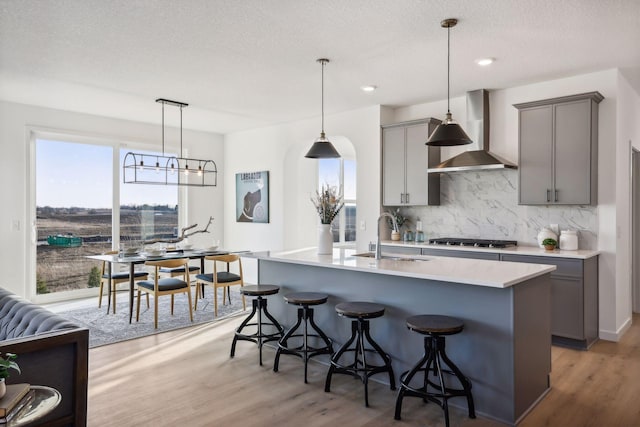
[250,248,555,426]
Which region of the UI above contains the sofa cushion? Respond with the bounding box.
[0,288,79,341]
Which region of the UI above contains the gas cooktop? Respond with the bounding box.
[428,237,518,249]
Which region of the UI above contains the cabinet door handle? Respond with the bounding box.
[546,189,550,202]
[406,193,410,203]
[555,189,558,202]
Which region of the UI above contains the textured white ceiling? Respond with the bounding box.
[1,0,639,134]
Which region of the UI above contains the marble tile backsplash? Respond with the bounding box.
[402,169,598,250]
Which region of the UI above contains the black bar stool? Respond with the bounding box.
[230,284,284,366]
[324,301,396,406]
[273,292,333,383]
[394,315,475,427]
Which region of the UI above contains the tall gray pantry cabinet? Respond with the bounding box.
[515,92,603,205]
[382,118,441,206]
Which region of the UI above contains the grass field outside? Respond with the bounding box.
[36,207,177,294]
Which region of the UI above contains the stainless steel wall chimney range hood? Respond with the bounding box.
[427,89,517,173]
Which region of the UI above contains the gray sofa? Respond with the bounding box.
[0,287,88,426]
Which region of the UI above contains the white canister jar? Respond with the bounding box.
[559,230,579,250]
[537,227,557,248]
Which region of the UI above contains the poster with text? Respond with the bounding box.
[236,171,269,223]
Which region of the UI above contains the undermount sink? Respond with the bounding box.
[353,252,376,258]
[352,252,421,262]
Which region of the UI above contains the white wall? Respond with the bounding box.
[616,72,640,332]
[224,106,382,253]
[0,101,224,300]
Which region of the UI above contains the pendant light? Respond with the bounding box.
[123,98,217,186]
[305,58,341,158]
[426,18,473,147]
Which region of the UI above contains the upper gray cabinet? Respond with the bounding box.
[382,118,441,206]
[514,92,603,205]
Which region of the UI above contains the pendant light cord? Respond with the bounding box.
[321,60,325,134]
[180,105,184,157]
[447,24,451,114]
[161,101,165,155]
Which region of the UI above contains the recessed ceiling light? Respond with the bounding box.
[361,85,377,92]
[475,58,495,66]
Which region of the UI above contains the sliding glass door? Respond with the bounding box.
[35,139,113,295]
[34,136,178,299]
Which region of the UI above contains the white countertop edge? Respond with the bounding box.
[249,248,556,289]
[381,241,600,259]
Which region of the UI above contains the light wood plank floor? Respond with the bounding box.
[88,313,640,426]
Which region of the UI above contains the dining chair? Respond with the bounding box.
[159,263,201,282]
[136,258,194,329]
[98,250,149,314]
[194,254,246,316]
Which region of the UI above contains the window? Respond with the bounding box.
[33,136,178,298]
[119,148,178,248]
[35,139,113,295]
[319,158,356,244]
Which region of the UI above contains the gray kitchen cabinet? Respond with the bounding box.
[382,118,441,206]
[382,243,599,349]
[501,254,598,350]
[514,92,603,205]
[420,248,500,261]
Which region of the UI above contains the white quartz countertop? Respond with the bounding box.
[382,241,600,259]
[249,248,556,289]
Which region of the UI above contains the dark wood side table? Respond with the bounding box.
[7,385,61,427]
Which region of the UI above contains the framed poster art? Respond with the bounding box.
[236,171,269,223]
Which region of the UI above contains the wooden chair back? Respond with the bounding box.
[145,258,189,269]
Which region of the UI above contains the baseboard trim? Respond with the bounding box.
[599,316,632,341]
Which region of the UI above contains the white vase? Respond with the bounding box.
[318,224,333,255]
[537,227,557,248]
[0,378,6,399]
[559,230,579,250]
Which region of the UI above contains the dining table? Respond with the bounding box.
[86,249,233,323]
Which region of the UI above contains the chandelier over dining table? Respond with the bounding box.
[123,98,217,187]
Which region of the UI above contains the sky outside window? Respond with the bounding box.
[35,139,177,208]
[318,158,356,199]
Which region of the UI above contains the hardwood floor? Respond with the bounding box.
[88,313,640,426]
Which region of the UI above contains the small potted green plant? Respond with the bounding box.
[0,352,20,398]
[386,208,408,241]
[542,238,557,251]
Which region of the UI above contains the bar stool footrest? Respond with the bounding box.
[277,333,333,358]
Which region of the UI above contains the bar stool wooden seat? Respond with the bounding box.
[324,301,396,406]
[273,292,333,383]
[394,315,475,427]
[230,284,284,366]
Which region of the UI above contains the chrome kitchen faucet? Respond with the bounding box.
[376,213,397,260]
